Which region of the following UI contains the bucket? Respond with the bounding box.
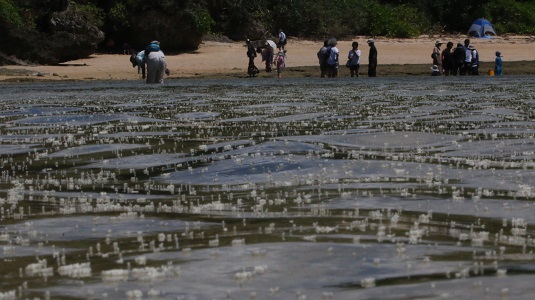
[488,69,495,76]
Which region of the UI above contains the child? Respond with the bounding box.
[348,41,361,77]
[494,51,502,76]
[274,50,287,78]
[431,65,440,76]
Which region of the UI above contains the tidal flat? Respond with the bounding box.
[1,76,535,299]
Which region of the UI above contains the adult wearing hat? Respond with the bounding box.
[144,41,169,84]
[367,39,377,77]
[432,40,442,75]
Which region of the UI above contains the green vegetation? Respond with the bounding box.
[0,0,31,28]
[484,0,535,34]
[1,0,534,46]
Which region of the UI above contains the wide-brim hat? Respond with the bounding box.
[468,45,475,50]
[367,39,375,44]
[431,65,439,71]
[435,40,443,45]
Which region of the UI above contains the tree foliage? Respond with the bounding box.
[1,0,534,52]
[484,0,535,34]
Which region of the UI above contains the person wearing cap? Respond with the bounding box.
[144,40,169,84]
[367,39,377,77]
[469,45,479,75]
[495,51,503,76]
[432,40,442,75]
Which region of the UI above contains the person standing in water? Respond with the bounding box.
[348,41,361,77]
[317,40,329,78]
[326,38,339,78]
[367,39,377,77]
[274,49,287,78]
[277,29,287,50]
[495,51,503,75]
[441,42,454,76]
[246,39,259,77]
[432,40,442,75]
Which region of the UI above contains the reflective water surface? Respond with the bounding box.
[1,76,535,299]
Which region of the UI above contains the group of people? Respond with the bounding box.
[431,38,503,76]
[316,38,377,78]
[246,29,288,78]
[131,34,505,82]
[129,40,170,84]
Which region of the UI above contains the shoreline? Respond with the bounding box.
[2,61,534,82]
[1,36,534,82]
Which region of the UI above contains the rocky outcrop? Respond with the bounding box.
[116,10,203,53]
[0,3,104,66]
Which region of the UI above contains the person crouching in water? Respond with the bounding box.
[144,41,169,84]
[274,49,287,78]
[431,65,440,76]
[130,50,146,79]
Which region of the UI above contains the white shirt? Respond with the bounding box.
[327,47,339,65]
[465,47,472,62]
[348,49,361,65]
[278,32,286,42]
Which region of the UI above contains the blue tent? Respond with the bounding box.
[468,18,497,38]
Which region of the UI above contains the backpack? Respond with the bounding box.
[322,47,331,62]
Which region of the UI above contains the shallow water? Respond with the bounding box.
[1,76,535,299]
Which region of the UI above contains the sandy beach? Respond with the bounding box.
[1,35,534,81]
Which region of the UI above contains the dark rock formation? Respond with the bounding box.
[0,2,104,66]
[117,10,203,53]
